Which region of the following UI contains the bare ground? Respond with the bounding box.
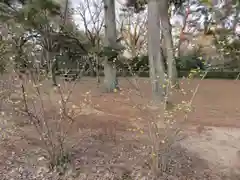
[0,75,240,179]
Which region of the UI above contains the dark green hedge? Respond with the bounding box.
[140,71,239,79]
[79,70,239,80]
[56,53,240,80]
[179,71,240,79]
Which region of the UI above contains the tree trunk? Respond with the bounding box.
[103,0,119,92]
[46,51,52,77]
[95,55,100,83]
[88,58,95,77]
[176,2,190,58]
[96,40,101,84]
[103,58,118,92]
[148,0,166,102]
[51,59,57,86]
[44,50,58,85]
[159,0,179,89]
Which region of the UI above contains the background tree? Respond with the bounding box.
[0,0,91,84]
[125,0,185,102]
[76,0,105,81]
[102,0,124,92]
[147,0,167,102]
[0,0,61,75]
[119,7,147,58]
[159,0,180,89]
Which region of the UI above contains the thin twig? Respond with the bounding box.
[235,72,240,81]
[189,70,208,106]
[20,79,53,157]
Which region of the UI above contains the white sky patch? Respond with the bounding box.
[70,0,240,35]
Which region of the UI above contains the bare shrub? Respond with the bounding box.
[11,72,80,173]
[121,69,209,178]
[0,74,18,111]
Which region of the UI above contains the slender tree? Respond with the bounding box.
[125,0,184,101]
[159,0,179,89]
[119,8,147,58]
[77,0,104,81]
[147,0,166,101]
[103,0,123,92]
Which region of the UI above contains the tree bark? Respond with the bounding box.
[148,0,166,102]
[95,54,101,83]
[46,50,53,77]
[45,50,51,75]
[159,0,179,89]
[88,58,95,77]
[103,58,118,92]
[51,59,57,86]
[177,1,190,58]
[44,49,58,85]
[103,0,119,92]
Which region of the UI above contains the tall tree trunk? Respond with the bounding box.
[42,46,51,74]
[103,0,119,92]
[88,58,95,77]
[46,50,52,76]
[96,40,101,84]
[148,0,166,102]
[45,50,57,85]
[95,55,100,83]
[233,4,240,70]
[232,4,239,32]
[177,1,190,58]
[103,58,118,92]
[159,0,179,89]
[51,59,57,86]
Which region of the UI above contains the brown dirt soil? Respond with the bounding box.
[0,76,240,179]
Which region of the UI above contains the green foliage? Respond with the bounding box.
[1,0,93,76]
[179,70,240,79]
[18,1,60,30]
[1,0,60,24]
[49,151,71,174]
[56,53,79,70]
[215,37,240,61]
[125,54,206,73]
[211,28,240,67]
[124,70,240,79]
[126,0,186,13]
[2,0,27,5]
[169,0,186,9]
[126,0,147,13]
[176,55,207,71]
[199,0,212,6]
[129,55,149,72]
[200,0,239,7]
[99,46,121,61]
